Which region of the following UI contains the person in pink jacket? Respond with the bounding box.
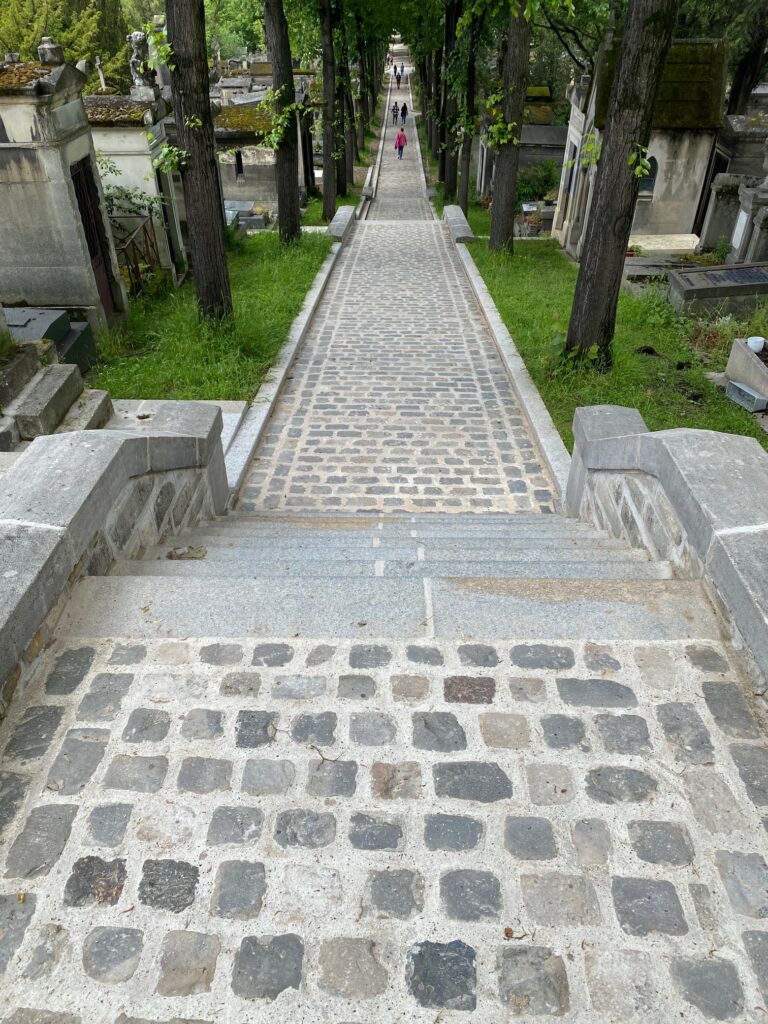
[395,128,407,160]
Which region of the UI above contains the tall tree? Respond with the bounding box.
[318,0,337,221]
[565,0,679,365]
[264,0,301,243]
[441,0,463,196]
[166,0,233,319]
[458,10,482,214]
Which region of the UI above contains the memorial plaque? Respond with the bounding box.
[668,262,768,313]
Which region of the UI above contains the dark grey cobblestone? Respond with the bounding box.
[3,706,64,762]
[627,820,694,866]
[47,728,109,795]
[586,766,657,804]
[177,756,232,794]
[406,644,443,666]
[242,759,295,795]
[108,644,146,666]
[703,682,760,739]
[232,933,304,1000]
[156,929,220,996]
[729,744,768,806]
[504,816,557,860]
[541,713,588,750]
[511,645,574,670]
[350,712,396,745]
[349,812,403,850]
[412,711,466,751]
[670,957,744,1020]
[45,647,95,695]
[657,702,714,765]
[350,644,391,669]
[76,673,133,722]
[235,710,278,748]
[433,761,513,802]
[716,851,768,917]
[425,813,483,851]
[64,855,126,907]
[307,758,358,797]
[292,712,337,746]
[365,868,424,919]
[252,643,294,666]
[458,643,499,667]
[612,876,688,935]
[5,805,77,878]
[0,771,30,838]
[498,945,570,1015]
[743,930,768,1002]
[180,708,223,740]
[220,671,261,697]
[406,939,477,1010]
[0,892,36,973]
[306,644,335,666]
[88,804,132,847]
[444,675,496,703]
[556,677,637,708]
[121,708,169,743]
[338,674,376,699]
[206,806,264,845]
[441,868,501,921]
[274,808,336,847]
[211,860,265,920]
[138,858,199,912]
[594,713,651,754]
[200,642,243,666]
[82,926,143,984]
[686,644,729,673]
[104,755,167,793]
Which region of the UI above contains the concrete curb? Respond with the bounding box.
[224,242,343,499]
[408,76,434,220]
[366,74,391,214]
[456,244,572,502]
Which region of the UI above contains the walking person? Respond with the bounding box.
[396,73,401,89]
[400,102,408,125]
[400,63,404,77]
[392,102,399,125]
[395,126,407,160]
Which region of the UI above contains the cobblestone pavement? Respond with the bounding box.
[2,635,768,1021]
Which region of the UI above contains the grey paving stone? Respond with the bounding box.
[371,761,422,799]
[511,645,575,670]
[612,876,688,935]
[64,855,126,907]
[556,677,637,708]
[211,860,266,920]
[47,728,109,796]
[433,761,513,803]
[730,744,768,806]
[541,713,588,750]
[391,674,429,701]
[274,809,336,847]
[527,764,575,805]
[522,872,600,926]
[585,766,657,804]
[406,939,477,1010]
[23,922,68,980]
[458,643,499,667]
[306,644,335,667]
[307,759,358,797]
[628,820,694,866]
[657,702,714,765]
[585,948,665,1018]
[670,957,744,1020]
[45,647,95,695]
[108,644,146,666]
[441,868,501,921]
[425,813,483,851]
[156,930,220,996]
[684,770,747,832]
[412,711,466,752]
[444,675,496,703]
[594,713,651,754]
[349,644,391,669]
[686,644,729,673]
[703,682,760,739]
[138,859,199,912]
[231,933,304,1001]
[338,674,376,699]
[76,673,133,722]
[479,712,529,749]
[273,675,326,699]
[350,712,396,745]
[82,926,142,984]
[743,930,768,1002]
[318,937,388,998]
[178,757,232,794]
[181,708,223,740]
[0,892,36,973]
[365,868,424,919]
[292,712,337,746]
[207,806,264,845]
[349,812,403,851]
[4,1013,79,1024]
[242,759,295,796]
[509,677,547,702]
[572,819,611,868]
[235,710,278,748]
[103,754,168,793]
[121,708,170,743]
[690,882,719,932]
[252,643,294,667]
[0,771,31,838]
[716,851,768,917]
[5,805,77,879]
[4,706,64,762]
[504,816,557,860]
[220,671,261,697]
[200,642,243,666]
[88,804,132,848]
[584,643,621,672]
[498,945,570,1016]
[406,644,443,666]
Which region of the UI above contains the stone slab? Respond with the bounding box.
[443,205,474,243]
[6,365,83,439]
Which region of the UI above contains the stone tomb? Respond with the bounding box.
[668,261,768,314]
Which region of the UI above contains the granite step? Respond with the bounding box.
[55,388,113,433]
[2,363,83,439]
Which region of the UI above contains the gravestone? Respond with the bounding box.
[668,262,768,313]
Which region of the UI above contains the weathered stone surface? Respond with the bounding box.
[291,712,337,746]
[207,806,263,845]
[444,675,496,703]
[252,643,294,667]
[349,644,391,669]
[156,930,220,996]
[511,645,575,670]
[4,706,64,762]
[509,677,546,702]
[109,643,146,666]
[406,940,476,1010]
[670,958,744,1020]
[232,934,304,1001]
[690,882,719,932]
[178,757,232,794]
[556,677,637,708]
[522,872,600,926]
[433,761,512,803]
[181,708,223,740]
[350,712,396,745]
[687,644,729,673]
[5,805,77,878]
[478,713,529,749]
[200,642,242,666]
[242,759,295,796]
[584,643,621,672]
[4,1011,80,1023]
[273,675,326,699]
[406,644,443,666]
[743,930,768,1002]
[104,755,168,793]
[716,851,768,917]
[425,814,483,851]
[235,710,278,748]
[505,816,557,860]
[0,771,30,838]
[45,647,95,695]
[657,702,714,765]
[412,712,466,752]
[391,674,429,701]
[138,859,199,912]
[46,728,109,796]
[703,682,760,739]
[585,949,664,1018]
[730,744,768,806]
[318,937,388,998]
[628,820,694,866]
[572,819,611,868]
[274,809,336,848]
[338,674,376,699]
[349,813,403,850]
[498,945,570,1016]
[372,761,422,799]
[307,759,358,798]
[82,927,142,985]
[220,671,261,697]
[594,713,651,754]
[306,644,335,666]
[441,869,501,920]
[458,643,499,667]
[211,861,265,920]
[88,804,132,848]
[76,672,133,722]
[612,876,688,935]
[0,892,36,973]
[541,714,588,750]
[365,869,424,919]
[23,923,68,980]
[64,856,126,907]
[527,764,574,805]
[122,708,170,743]
[585,766,657,804]
[684,770,746,832]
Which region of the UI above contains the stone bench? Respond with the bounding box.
[327,205,356,242]
[443,205,475,244]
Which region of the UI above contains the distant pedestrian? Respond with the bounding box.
[396,73,401,89]
[392,102,399,125]
[400,63,404,77]
[395,128,407,159]
[400,102,408,125]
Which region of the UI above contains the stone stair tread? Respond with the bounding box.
[55,389,113,433]
[0,450,22,479]
[2,363,83,439]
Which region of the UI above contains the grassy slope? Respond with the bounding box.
[471,239,768,452]
[91,232,332,402]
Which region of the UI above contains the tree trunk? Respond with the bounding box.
[458,13,480,214]
[339,20,358,178]
[488,6,531,254]
[166,0,232,319]
[442,0,462,199]
[318,0,337,221]
[727,12,768,116]
[565,0,679,365]
[263,0,300,244]
[430,46,442,161]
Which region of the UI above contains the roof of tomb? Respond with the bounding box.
[0,61,85,96]
[84,94,154,127]
[214,102,274,138]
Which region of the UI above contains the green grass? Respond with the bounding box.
[90,232,333,402]
[470,239,768,452]
[415,116,491,236]
[301,184,362,226]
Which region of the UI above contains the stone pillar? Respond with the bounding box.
[697,174,743,252]
[729,138,768,264]
[745,140,768,262]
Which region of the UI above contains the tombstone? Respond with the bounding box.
[0,39,127,331]
[668,262,768,314]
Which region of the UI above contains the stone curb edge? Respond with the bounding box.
[457,243,572,502]
[362,73,392,219]
[223,241,343,501]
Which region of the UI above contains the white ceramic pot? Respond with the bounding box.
[747,336,765,353]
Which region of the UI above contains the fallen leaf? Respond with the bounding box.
[166,546,207,561]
